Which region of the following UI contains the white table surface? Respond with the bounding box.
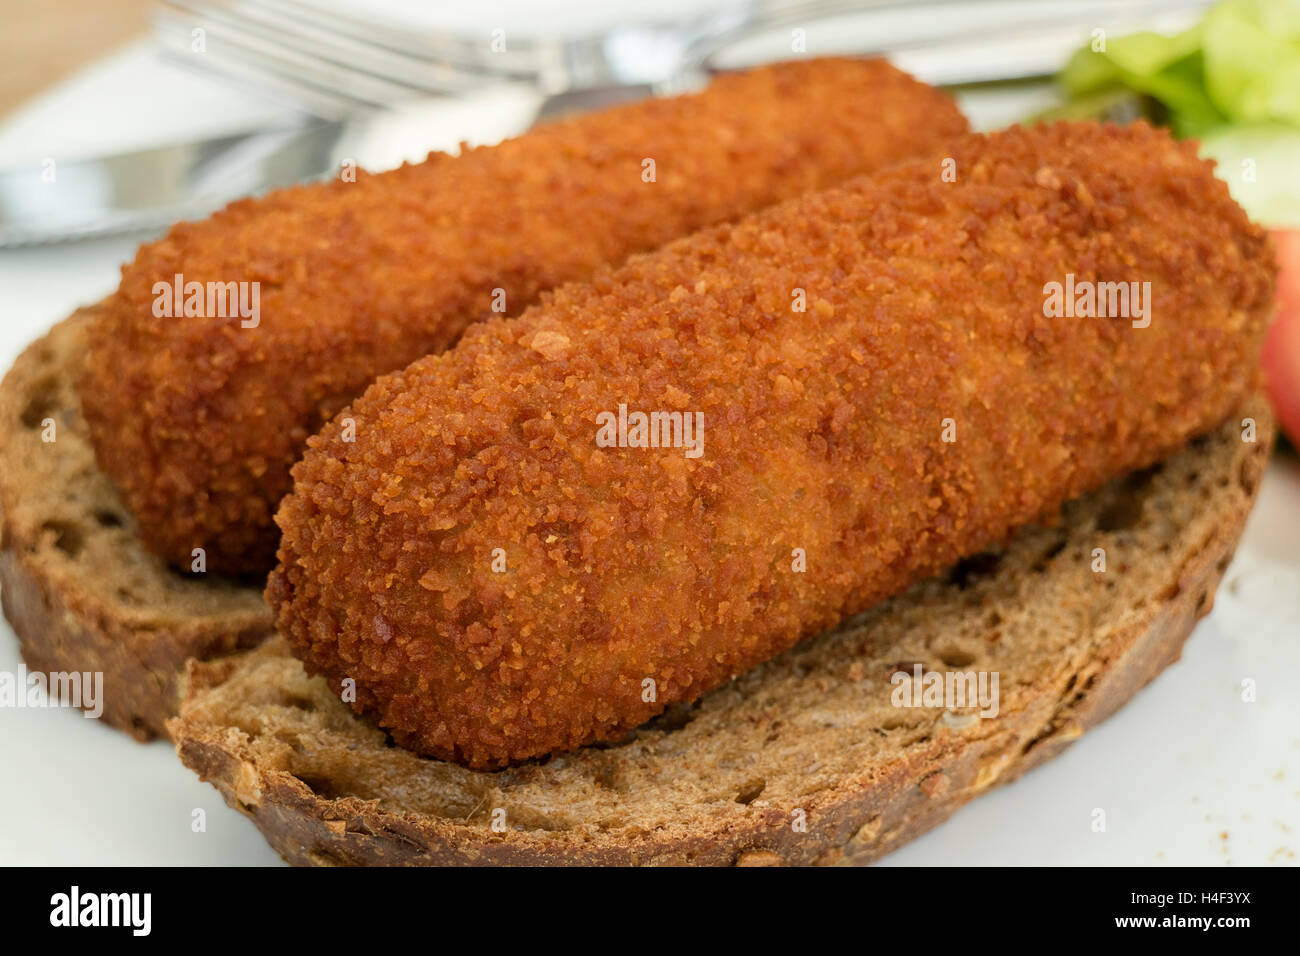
[0,9,1296,867]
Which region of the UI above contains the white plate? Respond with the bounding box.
[0,8,1296,867]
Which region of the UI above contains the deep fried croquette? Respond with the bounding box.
[269,122,1275,769]
[80,58,968,574]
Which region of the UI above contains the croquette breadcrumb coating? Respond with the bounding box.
[269,122,1275,769]
[79,58,968,574]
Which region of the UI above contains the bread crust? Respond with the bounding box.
[0,544,269,739]
[0,308,273,739]
[172,400,1273,865]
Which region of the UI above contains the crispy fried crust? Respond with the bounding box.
[269,122,1276,769]
[174,403,1274,865]
[81,58,968,574]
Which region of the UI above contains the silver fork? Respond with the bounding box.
[153,0,1213,119]
[2,0,1214,246]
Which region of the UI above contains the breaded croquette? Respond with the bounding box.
[80,58,968,574]
[269,122,1275,769]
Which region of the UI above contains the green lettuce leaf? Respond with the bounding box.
[1058,0,1300,134]
[1203,0,1300,123]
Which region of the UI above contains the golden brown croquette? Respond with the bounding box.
[269,122,1274,769]
[80,58,969,573]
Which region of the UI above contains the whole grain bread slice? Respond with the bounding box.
[169,398,1273,866]
[0,307,273,739]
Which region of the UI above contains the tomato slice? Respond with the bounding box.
[1261,229,1300,447]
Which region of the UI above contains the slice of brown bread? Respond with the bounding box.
[170,397,1273,866]
[0,307,273,740]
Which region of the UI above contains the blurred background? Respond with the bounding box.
[0,0,1296,865]
[3,1,1297,241]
